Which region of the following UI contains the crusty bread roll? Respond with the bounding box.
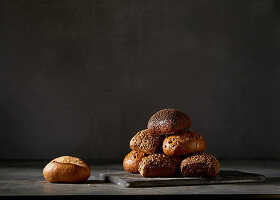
[138,154,176,177]
[147,108,192,135]
[123,150,147,174]
[130,129,164,154]
[43,156,91,183]
[180,153,220,178]
[162,130,206,156]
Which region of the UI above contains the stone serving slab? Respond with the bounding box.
[99,170,265,188]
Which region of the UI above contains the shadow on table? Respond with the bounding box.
[82,180,106,184]
[261,177,280,184]
[44,179,107,185]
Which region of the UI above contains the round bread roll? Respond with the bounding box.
[162,130,206,156]
[43,156,91,183]
[147,108,192,135]
[123,150,147,174]
[138,154,176,177]
[180,153,220,178]
[130,129,164,154]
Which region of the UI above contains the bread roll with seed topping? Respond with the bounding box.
[130,129,164,154]
[162,130,206,156]
[43,156,91,183]
[147,108,192,135]
[181,153,220,178]
[138,154,176,177]
[123,150,147,174]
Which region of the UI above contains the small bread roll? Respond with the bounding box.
[138,154,176,177]
[43,156,91,183]
[162,130,206,156]
[147,108,192,135]
[130,129,164,154]
[123,150,147,174]
[181,153,220,178]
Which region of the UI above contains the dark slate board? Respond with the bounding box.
[99,170,265,188]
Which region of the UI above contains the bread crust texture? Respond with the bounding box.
[43,156,91,183]
[180,153,220,178]
[130,129,164,154]
[162,130,206,156]
[147,108,192,135]
[138,154,176,177]
[123,150,147,174]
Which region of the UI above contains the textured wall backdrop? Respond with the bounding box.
[0,0,279,160]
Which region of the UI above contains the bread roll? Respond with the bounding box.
[43,156,91,183]
[130,129,164,154]
[138,154,176,177]
[162,130,206,156]
[180,153,220,178]
[123,150,147,174]
[147,108,192,135]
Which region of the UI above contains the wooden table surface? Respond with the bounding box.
[0,159,279,197]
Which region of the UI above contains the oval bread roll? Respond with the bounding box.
[138,154,176,177]
[130,129,164,154]
[147,108,192,135]
[123,150,147,174]
[162,130,206,156]
[180,153,220,178]
[43,156,91,183]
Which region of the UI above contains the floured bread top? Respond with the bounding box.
[51,156,89,168]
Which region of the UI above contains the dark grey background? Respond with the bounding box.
[0,0,279,161]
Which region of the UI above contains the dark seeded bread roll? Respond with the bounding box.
[181,153,220,178]
[123,150,147,174]
[147,108,192,135]
[162,130,206,156]
[130,129,164,154]
[138,154,176,177]
[43,156,91,183]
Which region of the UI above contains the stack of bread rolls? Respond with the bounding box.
[123,108,220,178]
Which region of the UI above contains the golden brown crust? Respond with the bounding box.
[180,153,220,178]
[147,108,192,135]
[43,156,91,183]
[130,129,164,154]
[162,130,206,156]
[138,154,176,177]
[123,150,147,174]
